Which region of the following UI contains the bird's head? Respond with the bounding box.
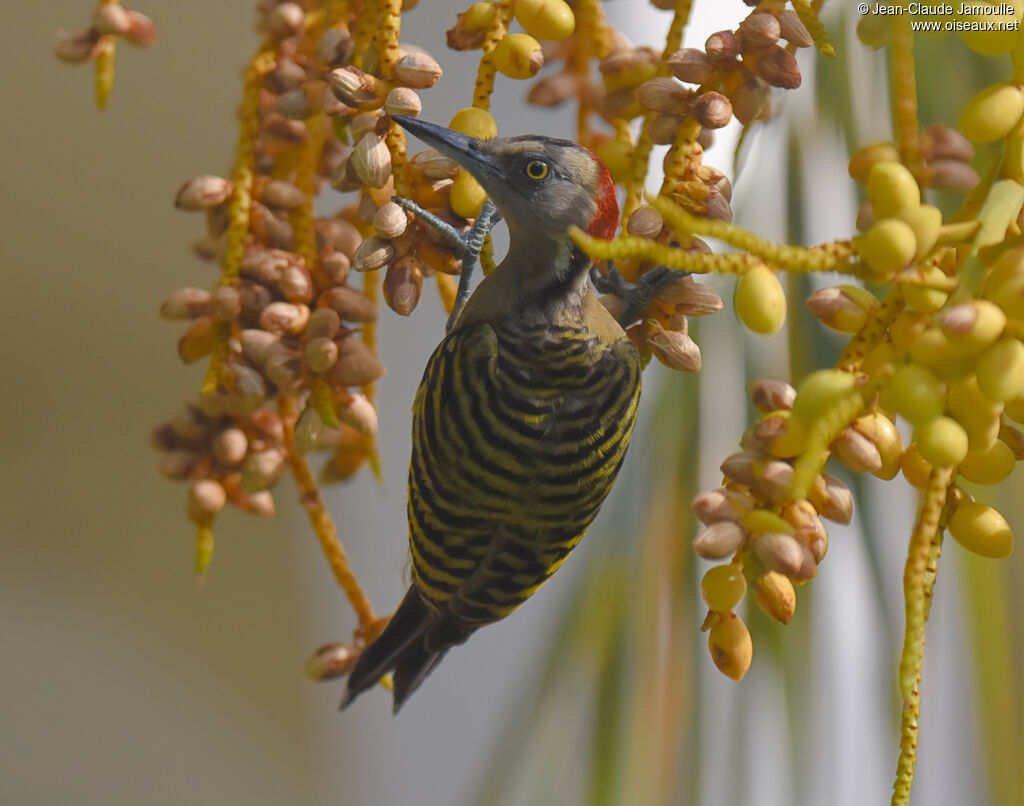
[394,116,618,242]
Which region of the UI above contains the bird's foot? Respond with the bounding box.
[392,197,501,332]
[590,263,687,328]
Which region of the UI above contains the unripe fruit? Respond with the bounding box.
[449,106,497,140]
[708,613,753,680]
[949,375,1003,451]
[494,33,544,79]
[960,441,1016,485]
[792,369,857,423]
[959,9,1024,56]
[938,300,1006,352]
[859,218,917,277]
[514,0,575,40]
[899,204,942,260]
[908,328,974,383]
[868,161,921,219]
[849,142,900,184]
[450,170,488,218]
[977,336,1024,402]
[959,82,1024,143]
[948,501,1013,558]
[901,443,933,490]
[881,364,944,426]
[701,565,747,612]
[913,416,969,467]
[735,265,786,334]
[464,1,497,30]
[903,284,949,314]
[593,139,633,183]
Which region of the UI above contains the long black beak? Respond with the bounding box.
[392,115,499,184]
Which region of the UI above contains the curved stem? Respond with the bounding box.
[279,396,377,629]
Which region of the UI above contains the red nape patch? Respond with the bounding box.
[582,147,619,240]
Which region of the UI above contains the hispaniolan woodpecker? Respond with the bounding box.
[343,117,657,712]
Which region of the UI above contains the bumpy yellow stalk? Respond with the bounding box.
[892,466,954,806]
[361,272,383,483]
[353,0,379,67]
[195,521,215,578]
[837,287,904,372]
[651,196,855,273]
[889,17,921,171]
[790,0,835,58]
[293,113,329,271]
[789,391,868,500]
[201,46,276,395]
[621,0,693,220]
[472,0,516,110]
[377,0,412,197]
[94,35,116,110]
[569,228,761,274]
[279,396,377,629]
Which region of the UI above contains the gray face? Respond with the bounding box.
[469,136,601,238]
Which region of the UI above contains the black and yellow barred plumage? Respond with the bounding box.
[408,312,640,625]
[343,117,642,711]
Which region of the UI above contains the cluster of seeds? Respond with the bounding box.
[692,377,853,680]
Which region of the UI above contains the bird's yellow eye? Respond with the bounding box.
[524,159,549,180]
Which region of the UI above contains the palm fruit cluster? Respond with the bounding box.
[692,377,853,680]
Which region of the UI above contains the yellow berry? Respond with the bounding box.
[959,82,1024,143]
[449,106,497,140]
[949,375,1003,451]
[791,369,857,423]
[960,441,1016,485]
[701,565,747,612]
[593,139,633,183]
[450,170,488,218]
[494,32,544,79]
[513,0,575,40]
[848,142,899,184]
[708,613,753,681]
[901,443,933,490]
[735,265,786,334]
[902,284,948,314]
[1004,396,1024,423]
[939,300,1006,353]
[908,328,974,383]
[898,204,942,260]
[868,161,921,219]
[463,1,497,30]
[859,218,917,278]
[880,363,944,426]
[948,501,1014,558]
[959,8,1024,55]
[977,336,1024,402]
[914,416,969,467]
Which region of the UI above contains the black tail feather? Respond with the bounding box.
[392,646,448,714]
[341,587,432,710]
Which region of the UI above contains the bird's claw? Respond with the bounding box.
[392,196,501,332]
[591,263,687,328]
